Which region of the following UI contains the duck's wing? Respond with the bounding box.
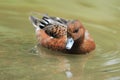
[48,16,68,24]
[42,15,69,26]
[44,24,67,38]
[29,15,68,30]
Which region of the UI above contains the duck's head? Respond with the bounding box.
[67,20,85,41]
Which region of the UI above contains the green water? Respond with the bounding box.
[0,0,120,80]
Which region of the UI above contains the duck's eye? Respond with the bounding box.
[73,29,79,33]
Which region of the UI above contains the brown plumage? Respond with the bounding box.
[36,29,67,51]
[44,24,67,38]
[29,15,96,54]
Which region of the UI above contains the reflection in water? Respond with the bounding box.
[106,77,120,80]
[103,58,120,66]
[30,45,73,79]
[65,70,73,78]
[29,45,95,79]
[64,63,73,78]
[29,45,39,55]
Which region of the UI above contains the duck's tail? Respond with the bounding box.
[29,16,41,31]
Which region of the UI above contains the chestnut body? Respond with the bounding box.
[30,15,95,54]
[36,29,67,51]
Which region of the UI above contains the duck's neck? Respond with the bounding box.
[73,24,85,48]
[73,34,85,48]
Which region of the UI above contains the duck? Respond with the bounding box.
[29,14,96,54]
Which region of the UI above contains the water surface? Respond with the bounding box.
[0,0,120,80]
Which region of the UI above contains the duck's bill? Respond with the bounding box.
[66,38,74,50]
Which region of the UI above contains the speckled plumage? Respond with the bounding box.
[44,24,67,38]
[30,15,67,38]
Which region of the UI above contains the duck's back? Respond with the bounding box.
[43,24,67,38]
